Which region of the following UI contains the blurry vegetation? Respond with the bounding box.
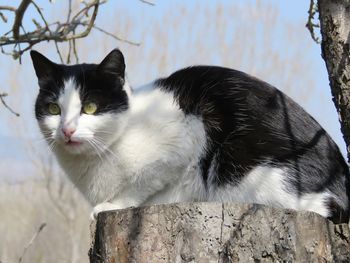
[0,1,319,263]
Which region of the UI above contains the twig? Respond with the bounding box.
[0,6,16,12]
[18,223,47,263]
[72,38,79,63]
[54,41,64,63]
[67,38,72,64]
[66,0,73,64]
[0,12,7,23]
[91,24,140,46]
[31,1,64,63]
[31,1,49,29]
[139,0,155,6]
[66,0,100,41]
[66,0,72,24]
[0,93,20,116]
[69,0,105,27]
[306,0,321,44]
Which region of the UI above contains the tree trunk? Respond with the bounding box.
[89,203,350,262]
[318,0,350,161]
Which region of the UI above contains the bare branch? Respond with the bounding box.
[66,0,72,23]
[72,38,79,63]
[0,93,20,116]
[0,12,7,23]
[65,0,100,41]
[69,0,103,26]
[12,0,31,40]
[0,6,16,12]
[54,41,64,63]
[18,223,47,263]
[91,24,140,46]
[31,1,64,63]
[139,0,155,6]
[306,0,321,44]
[31,1,49,29]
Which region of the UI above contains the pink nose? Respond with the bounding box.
[62,127,76,138]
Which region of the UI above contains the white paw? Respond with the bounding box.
[90,202,119,220]
[90,201,138,220]
[90,207,100,221]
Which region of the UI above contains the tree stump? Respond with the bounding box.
[89,203,350,262]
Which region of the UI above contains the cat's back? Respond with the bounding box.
[155,65,300,124]
[155,65,325,143]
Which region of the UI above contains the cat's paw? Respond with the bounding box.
[90,208,100,221]
[90,202,121,220]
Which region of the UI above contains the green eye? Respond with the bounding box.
[83,102,97,115]
[48,103,60,115]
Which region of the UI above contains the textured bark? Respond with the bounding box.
[318,0,350,161]
[89,203,350,262]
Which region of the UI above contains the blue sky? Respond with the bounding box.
[0,0,344,180]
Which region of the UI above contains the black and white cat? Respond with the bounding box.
[31,49,350,223]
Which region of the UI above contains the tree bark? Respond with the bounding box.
[318,0,350,161]
[89,203,350,262]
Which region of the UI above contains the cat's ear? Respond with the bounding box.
[30,50,58,80]
[97,49,125,79]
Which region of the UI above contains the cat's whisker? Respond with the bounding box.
[92,137,120,162]
[40,131,56,141]
[89,139,117,167]
[96,131,115,135]
[78,131,115,136]
[86,139,104,163]
[87,138,119,167]
[89,138,115,164]
[32,137,51,143]
[40,131,53,136]
[47,139,57,152]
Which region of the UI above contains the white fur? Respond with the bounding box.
[209,165,331,217]
[299,192,333,217]
[59,78,82,131]
[123,78,133,97]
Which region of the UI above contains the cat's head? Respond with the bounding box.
[31,49,130,155]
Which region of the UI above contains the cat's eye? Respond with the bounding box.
[48,103,61,115]
[83,102,97,115]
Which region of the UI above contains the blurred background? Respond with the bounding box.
[0,0,344,262]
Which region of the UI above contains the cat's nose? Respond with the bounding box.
[62,127,76,139]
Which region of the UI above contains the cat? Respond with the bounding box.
[30,49,350,223]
